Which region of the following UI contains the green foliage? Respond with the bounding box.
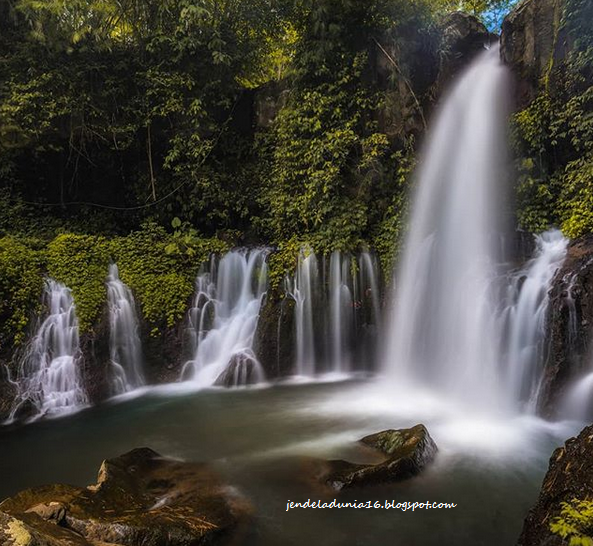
[550,499,593,546]
[110,223,228,330]
[0,236,45,351]
[47,233,110,332]
[512,0,593,238]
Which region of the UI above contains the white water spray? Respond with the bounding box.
[106,264,145,394]
[8,280,87,420]
[182,250,268,387]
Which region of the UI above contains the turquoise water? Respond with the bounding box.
[0,380,580,545]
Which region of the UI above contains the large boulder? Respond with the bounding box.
[313,424,438,491]
[500,0,569,106]
[518,425,593,546]
[539,235,593,416]
[0,448,252,546]
[214,352,265,387]
[253,290,295,378]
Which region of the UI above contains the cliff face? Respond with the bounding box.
[500,0,568,107]
[518,424,593,546]
[539,236,593,415]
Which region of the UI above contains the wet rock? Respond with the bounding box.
[253,289,295,378]
[0,447,252,546]
[518,424,593,546]
[315,424,438,491]
[214,353,265,387]
[540,235,593,415]
[437,12,491,89]
[501,0,569,107]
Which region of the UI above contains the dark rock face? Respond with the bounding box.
[253,290,295,378]
[314,424,438,491]
[0,447,252,546]
[540,235,593,415]
[0,364,16,422]
[79,306,112,405]
[437,12,492,90]
[518,425,593,546]
[500,0,568,106]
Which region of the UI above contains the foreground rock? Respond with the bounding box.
[313,424,438,491]
[518,425,593,546]
[0,448,251,546]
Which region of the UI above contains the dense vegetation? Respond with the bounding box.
[4,0,586,350]
[513,0,593,237]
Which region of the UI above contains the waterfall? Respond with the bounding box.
[182,249,268,388]
[8,280,87,421]
[329,251,354,374]
[383,45,514,412]
[288,248,382,377]
[287,248,319,376]
[500,230,568,411]
[106,264,145,394]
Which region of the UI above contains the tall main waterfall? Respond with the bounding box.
[182,249,268,387]
[106,264,145,394]
[383,46,567,413]
[8,280,87,420]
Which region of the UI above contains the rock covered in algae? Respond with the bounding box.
[0,447,252,546]
[518,424,593,546]
[314,424,438,491]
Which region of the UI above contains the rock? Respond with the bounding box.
[540,235,593,415]
[25,503,66,525]
[500,0,568,107]
[0,447,252,546]
[253,289,295,378]
[253,81,289,128]
[437,12,491,88]
[517,424,593,546]
[316,424,438,491]
[214,353,265,387]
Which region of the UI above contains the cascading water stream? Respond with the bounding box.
[182,249,268,388]
[287,248,381,377]
[8,280,87,421]
[329,251,354,374]
[383,45,518,412]
[500,230,568,411]
[106,264,145,394]
[287,248,319,376]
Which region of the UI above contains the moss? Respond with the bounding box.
[110,223,228,330]
[0,236,45,351]
[46,233,111,333]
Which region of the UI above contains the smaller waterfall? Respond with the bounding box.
[286,248,319,376]
[182,249,268,388]
[329,251,354,373]
[287,248,382,377]
[106,264,145,394]
[8,280,87,420]
[500,230,569,411]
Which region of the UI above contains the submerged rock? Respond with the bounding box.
[214,353,265,387]
[314,424,438,491]
[0,447,252,546]
[518,424,593,546]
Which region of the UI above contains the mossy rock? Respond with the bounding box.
[313,424,438,491]
[0,448,252,546]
